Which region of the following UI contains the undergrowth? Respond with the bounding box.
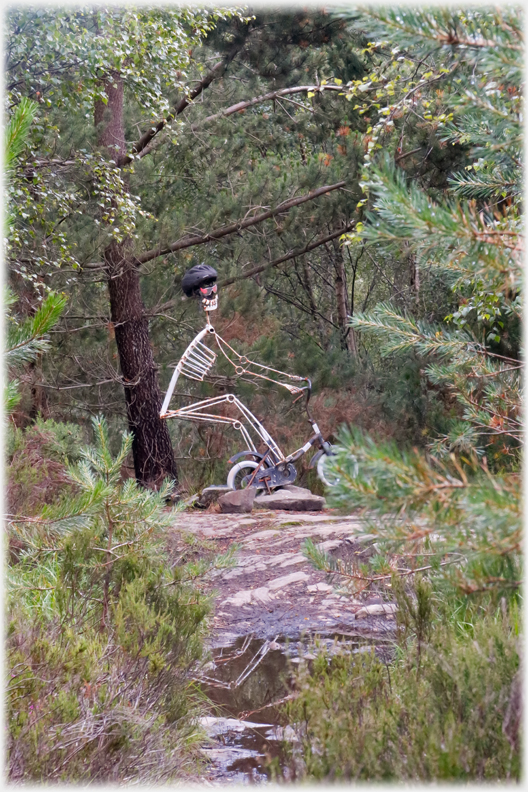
[286,580,521,782]
[6,416,213,783]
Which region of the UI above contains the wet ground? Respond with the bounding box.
[171,508,397,784]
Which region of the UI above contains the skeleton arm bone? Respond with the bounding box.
[160,325,309,420]
[211,330,309,395]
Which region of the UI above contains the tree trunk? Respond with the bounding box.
[296,256,325,342]
[332,240,357,355]
[95,74,178,487]
[403,241,420,306]
[29,357,49,420]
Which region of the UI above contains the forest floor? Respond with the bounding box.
[168,507,397,784]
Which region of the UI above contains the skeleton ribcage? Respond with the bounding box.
[179,336,216,381]
[160,328,216,417]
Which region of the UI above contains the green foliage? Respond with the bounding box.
[5,289,67,415]
[346,7,521,320]
[337,7,521,463]
[7,6,245,115]
[5,5,249,282]
[4,96,38,172]
[361,155,520,295]
[6,415,212,782]
[325,425,521,599]
[288,592,520,781]
[4,7,524,783]
[6,418,84,520]
[4,96,38,234]
[6,289,68,368]
[8,416,84,461]
[351,302,521,454]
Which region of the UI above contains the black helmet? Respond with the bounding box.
[181,264,218,298]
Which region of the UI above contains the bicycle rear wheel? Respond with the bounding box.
[227,461,266,490]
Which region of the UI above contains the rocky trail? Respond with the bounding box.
[170,489,398,784]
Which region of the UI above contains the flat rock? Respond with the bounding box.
[241,529,280,543]
[170,510,399,646]
[267,570,310,590]
[316,539,342,551]
[281,484,315,496]
[355,603,397,619]
[278,552,307,568]
[222,589,253,607]
[218,487,255,514]
[255,488,325,512]
[222,571,309,607]
[252,586,273,604]
[199,717,274,737]
[198,485,233,508]
[307,582,334,593]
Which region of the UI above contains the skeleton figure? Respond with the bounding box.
[160,264,320,488]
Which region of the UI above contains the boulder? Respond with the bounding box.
[254,486,325,511]
[197,485,233,508]
[218,487,256,514]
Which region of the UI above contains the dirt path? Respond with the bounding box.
[173,506,397,784]
[179,507,396,647]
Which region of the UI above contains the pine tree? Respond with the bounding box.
[6,8,371,483]
[4,94,67,416]
[5,6,248,486]
[319,7,522,597]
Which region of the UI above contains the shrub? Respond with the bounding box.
[6,416,211,782]
[6,418,84,517]
[287,588,521,782]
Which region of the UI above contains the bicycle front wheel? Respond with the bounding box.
[316,449,341,487]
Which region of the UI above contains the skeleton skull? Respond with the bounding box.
[199,282,218,312]
[181,264,219,313]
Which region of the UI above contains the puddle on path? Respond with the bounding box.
[198,632,393,783]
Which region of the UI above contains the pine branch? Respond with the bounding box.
[189,83,347,131]
[356,157,522,293]
[6,291,68,367]
[355,8,521,55]
[219,222,356,286]
[5,96,38,171]
[349,302,476,358]
[448,169,519,199]
[135,181,346,266]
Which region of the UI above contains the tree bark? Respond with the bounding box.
[332,241,357,354]
[403,240,420,307]
[95,74,178,487]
